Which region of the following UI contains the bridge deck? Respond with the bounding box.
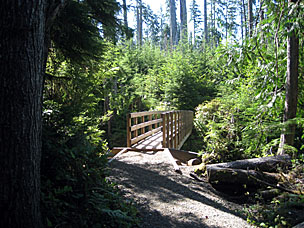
[132,131,163,150]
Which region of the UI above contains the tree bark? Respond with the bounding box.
[0,1,46,227]
[180,0,188,41]
[204,0,208,43]
[248,0,253,36]
[136,0,143,46]
[206,155,291,194]
[170,0,178,47]
[207,167,280,187]
[206,155,291,172]
[242,0,247,38]
[123,0,129,38]
[240,1,244,42]
[278,0,299,154]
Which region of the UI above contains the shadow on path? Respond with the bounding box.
[109,157,248,228]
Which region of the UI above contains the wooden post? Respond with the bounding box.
[134,117,138,137]
[149,114,152,131]
[174,111,177,148]
[141,115,145,135]
[178,111,182,145]
[127,114,131,147]
[170,112,173,148]
[166,113,170,147]
[162,113,166,148]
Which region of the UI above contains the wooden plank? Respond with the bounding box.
[174,112,177,148]
[177,111,180,146]
[141,116,145,135]
[111,147,129,156]
[108,148,129,163]
[130,111,164,118]
[126,110,193,150]
[149,114,152,131]
[127,114,131,147]
[162,113,166,148]
[131,118,162,131]
[166,113,170,148]
[170,112,173,148]
[134,117,138,137]
[127,147,164,152]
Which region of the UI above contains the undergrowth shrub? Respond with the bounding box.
[41,50,139,227]
[194,98,245,163]
[41,105,139,227]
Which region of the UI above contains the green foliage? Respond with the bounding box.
[195,98,244,162]
[243,158,304,227]
[127,43,216,111]
[41,49,139,227]
[192,0,304,160]
[244,193,304,228]
[51,0,120,64]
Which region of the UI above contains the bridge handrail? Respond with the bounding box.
[127,110,193,149]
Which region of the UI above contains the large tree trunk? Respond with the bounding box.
[207,167,281,191]
[248,0,253,36]
[204,0,208,43]
[205,155,291,194]
[123,0,129,38]
[242,0,247,38]
[0,1,46,227]
[170,0,178,47]
[180,0,188,41]
[136,0,143,46]
[240,1,244,42]
[278,1,299,155]
[206,155,291,172]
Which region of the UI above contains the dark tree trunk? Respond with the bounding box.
[137,0,143,46]
[278,4,299,154]
[204,0,208,43]
[0,0,46,227]
[170,0,178,47]
[123,0,129,39]
[180,0,187,41]
[242,0,247,38]
[240,2,244,42]
[206,155,291,172]
[248,0,253,36]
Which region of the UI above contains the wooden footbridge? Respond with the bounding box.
[110,110,200,171]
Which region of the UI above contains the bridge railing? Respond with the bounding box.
[127,111,164,147]
[161,110,193,149]
[127,110,193,149]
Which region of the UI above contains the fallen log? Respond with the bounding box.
[206,166,282,195]
[207,166,280,186]
[258,189,281,200]
[206,155,291,172]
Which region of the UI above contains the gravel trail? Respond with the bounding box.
[108,151,253,228]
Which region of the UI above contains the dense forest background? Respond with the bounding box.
[1,0,303,227]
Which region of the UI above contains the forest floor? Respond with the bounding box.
[108,150,253,228]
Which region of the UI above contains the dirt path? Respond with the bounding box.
[108,151,253,228]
